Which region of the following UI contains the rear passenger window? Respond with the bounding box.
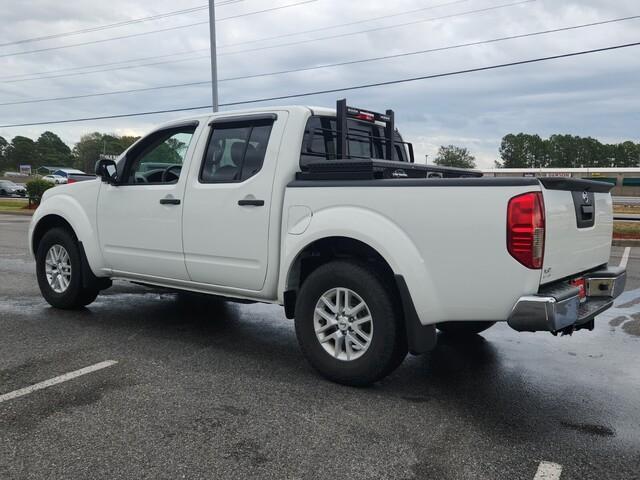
[200,123,272,183]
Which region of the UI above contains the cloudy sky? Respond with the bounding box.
[0,0,638,167]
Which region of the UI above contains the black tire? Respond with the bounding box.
[36,228,100,309]
[294,260,407,386]
[0,189,6,196]
[437,321,496,337]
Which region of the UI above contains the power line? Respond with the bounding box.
[218,41,640,106]
[0,81,211,107]
[0,0,532,82]
[0,0,244,48]
[216,0,473,48]
[0,49,210,82]
[219,15,640,77]
[0,52,211,84]
[0,0,317,59]
[0,0,471,82]
[217,0,535,56]
[1,41,638,128]
[3,14,637,106]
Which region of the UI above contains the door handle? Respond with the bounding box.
[160,198,181,205]
[238,199,265,207]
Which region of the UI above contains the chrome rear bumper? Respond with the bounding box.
[508,266,626,333]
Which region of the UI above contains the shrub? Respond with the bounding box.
[26,179,55,205]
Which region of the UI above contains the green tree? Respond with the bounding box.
[5,136,36,171]
[434,145,476,169]
[609,141,640,168]
[72,132,141,172]
[498,133,547,168]
[0,135,8,172]
[119,136,139,150]
[497,133,639,169]
[72,132,102,172]
[35,131,72,168]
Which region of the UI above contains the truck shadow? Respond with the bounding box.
[386,331,619,444]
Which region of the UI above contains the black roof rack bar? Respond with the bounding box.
[336,99,348,160]
[335,98,396,161]
[384,109,395,162]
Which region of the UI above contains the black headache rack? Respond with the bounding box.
[297,99,483,181]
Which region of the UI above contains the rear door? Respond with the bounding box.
[182,112,287,291]
[540,179,613,284]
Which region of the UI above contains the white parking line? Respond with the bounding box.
[0,360,118,404]
[620,247,631,269]
[534,461,562,480]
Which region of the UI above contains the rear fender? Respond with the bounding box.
[279,206,443,325]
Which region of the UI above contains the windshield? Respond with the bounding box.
[0,181,17,187]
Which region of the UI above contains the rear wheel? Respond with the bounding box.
[36,228,100,309]
[294,261,407,386]
[437,321,495,337]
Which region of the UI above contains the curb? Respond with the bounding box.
[0,209,34,216]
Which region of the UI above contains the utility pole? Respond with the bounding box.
[208,0,219,112]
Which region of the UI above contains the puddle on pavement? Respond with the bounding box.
[601,288,640,337]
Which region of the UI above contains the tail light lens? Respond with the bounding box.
[66,178,76,184]
[507,192,545,269]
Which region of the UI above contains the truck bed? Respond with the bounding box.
[283,174,614,326]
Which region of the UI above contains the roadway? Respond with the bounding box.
[1,214,639,479]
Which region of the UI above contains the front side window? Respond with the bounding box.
[200,122,272,183]
[124,125,196,184]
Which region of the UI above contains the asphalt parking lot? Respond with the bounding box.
[1,214,639,480]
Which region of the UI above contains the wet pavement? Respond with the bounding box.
[1,214,639,479]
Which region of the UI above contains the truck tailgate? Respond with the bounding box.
[540,178,613,284]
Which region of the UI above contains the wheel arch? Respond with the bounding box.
[284,236,396,300]
[29,194,106,278]
[31,214,77,256]
[281,235,436,355]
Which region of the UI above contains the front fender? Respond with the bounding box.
[29,191,106,277]
[279,206,443,325]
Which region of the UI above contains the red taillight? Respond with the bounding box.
[66,178,76,184]
[507,192,545,269]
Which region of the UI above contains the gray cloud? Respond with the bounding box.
[0,0,638,167]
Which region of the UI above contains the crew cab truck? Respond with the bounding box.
[29,100,626,386]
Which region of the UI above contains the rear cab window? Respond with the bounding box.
[300,115,409,168]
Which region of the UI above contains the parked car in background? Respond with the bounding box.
[0,180,27,197]
[3,172,29,178]
[52,168,95,183]
[42,175,67,184]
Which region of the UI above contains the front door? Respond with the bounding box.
[182,113,286,291]
[97,123,200,280]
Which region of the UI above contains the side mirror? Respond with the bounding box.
[95,159,119,185]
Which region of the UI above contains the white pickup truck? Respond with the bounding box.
[29,100,626,386]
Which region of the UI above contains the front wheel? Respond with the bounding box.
[437,321,496,337]
[294,261,407,386]
[36,228,100,309]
